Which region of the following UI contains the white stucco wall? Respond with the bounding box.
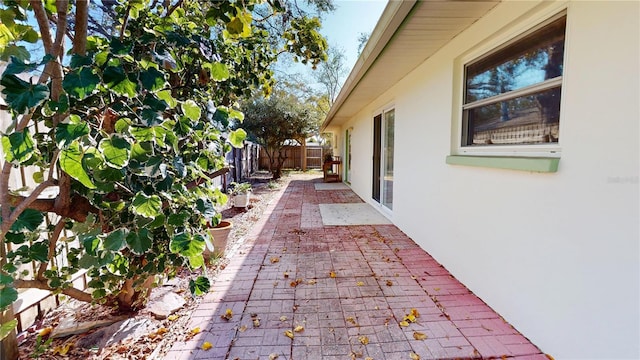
[337,1,639,358]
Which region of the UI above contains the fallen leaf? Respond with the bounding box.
[290,278,302,287]
[284,330,294,339]
[404,314,417,323]
[39,327,52,337]
[253,319,261,327]
[365,357,374,360]
[399,321,410,327]
[293,325,304,333]
[221,308,233,320]
[356,281,365,286]
[307,279,317,285]
[52,342,73,355]
[167,314,179,321]
[434,287,441,291]
[413,331,428,340]
[280,316,288,321]
[157,327,168,335]
[202,341,213,350]
[329,271,336,278]
[284,272,289,278]
[239,325,248,332]
[410,351,420,360]
[386,280,393,286]
[190,327,201,335]
[411,276,417,280]
[358,335,369,345]
[269,353,279,360]
[410,308,420,318]
[270,257,280,263]
[346,316,357,325]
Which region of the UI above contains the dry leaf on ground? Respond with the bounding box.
[284,330,294,339]
[358,335,369,345]
[413,331,427,340]
[293,325,304,333]
[202,342,213,350]
[410,351,421,359]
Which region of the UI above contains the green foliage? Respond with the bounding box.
[0,0,330,326]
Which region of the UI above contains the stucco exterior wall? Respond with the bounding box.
[338,1,639,358]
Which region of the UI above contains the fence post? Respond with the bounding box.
[1,308,18,360]
[301,140,307,171]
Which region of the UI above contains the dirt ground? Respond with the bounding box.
[16,171,314,360]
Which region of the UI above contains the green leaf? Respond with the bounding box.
[0,319,17,341]
[169,233,205,257]
[104,228,128,251]
[156,90,177,109]
[0,286,18,308]
[2,129,35,164]
[56,115,90,148]
[99,136,131,169]
[10,208,44,232]
[189,276,210,296]
[4,232,26,244]
[78,253,98,269]
[69,54,92,68]
[126,229,152,255]
[188,254,204,269]
[131,192,162,218]
[60,142,96,189]
[0,45,29,62]
[140,67,166,92]
[208,62,229,81]
[4,56,38,75]
[0,273,13,285]
[103,66,137,97]
[29,242,48,262]
[181,100,201,121]
[196,198,216,218]
[167,211,190,226]
[229,128,246,148]
[62,67,100,99]
[32,171,44,183]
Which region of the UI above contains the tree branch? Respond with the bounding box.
[37,219,66,280]
[14,279,93,303]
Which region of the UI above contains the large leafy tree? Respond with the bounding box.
[0,0,328,357]
[241,88,321,179]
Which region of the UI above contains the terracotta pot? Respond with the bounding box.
[205,220,233,258]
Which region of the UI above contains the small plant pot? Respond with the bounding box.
[205,220,233,258]
[233,193,250,208]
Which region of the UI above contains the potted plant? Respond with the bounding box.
[205,218,233,259]
[229,182,252,208]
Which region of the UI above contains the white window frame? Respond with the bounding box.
[452,7,569,159]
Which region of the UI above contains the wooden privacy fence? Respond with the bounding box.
[259,145,327,170]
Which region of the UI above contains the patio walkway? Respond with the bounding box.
[165,175,546,360]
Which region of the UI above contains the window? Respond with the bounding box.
[461,15,566,150]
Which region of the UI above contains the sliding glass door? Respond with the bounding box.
[372,109,394,211]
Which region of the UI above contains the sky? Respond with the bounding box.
[319,0,388,71]
[278,0,388,91]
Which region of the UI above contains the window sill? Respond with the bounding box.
[446,155,559,173]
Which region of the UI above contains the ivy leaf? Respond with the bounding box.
[0,319,18,341]
[140,67,166,92]
[167,211,190,226]
[181,100,201,121]
[188,254,204,269]
[103,66,137,97]
[10,208,44,232]
[69,54,92,68]
[29,242,49,262]
[4,56,38,75]
[104,228,128,251]
[59,141,96,189]
[1,129,35,164]
[196,198,216,218]
[62,67,100,99]
[56,115,89,148]
[0,273,12,285]
[78,253,98,269]
[126,229,152,255]
[207,62,229,81]
[0,286,18,309]
[156,90,177,109]
[99,136,131,169]
[169,233,205,258]
[131,192,162,218]
[229,128,246,148]
[189,276,210,296]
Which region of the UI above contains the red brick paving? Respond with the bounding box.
[165,176,544,359]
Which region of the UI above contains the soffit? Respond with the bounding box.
[323,0,501,129]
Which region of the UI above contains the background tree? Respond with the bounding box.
[0,1,329,357]
[357,31,370,55]
[312,45,347,104]
[241,88,321,179]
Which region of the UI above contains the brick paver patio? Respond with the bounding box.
[165,175,546,359]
